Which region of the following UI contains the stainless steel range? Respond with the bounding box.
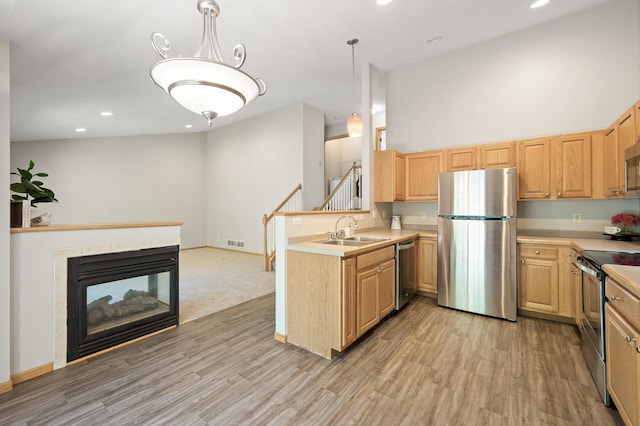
[576,250,640,406]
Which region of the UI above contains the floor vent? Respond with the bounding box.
[227,239,245,248]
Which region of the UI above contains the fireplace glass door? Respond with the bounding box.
[68,246,179,361]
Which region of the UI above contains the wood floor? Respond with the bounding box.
[0,295,623,425]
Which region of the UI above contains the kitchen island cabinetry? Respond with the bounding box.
[605,276,640,426]
[404,150,443,201]
[445,142,515,172]
[517,243,575,322]
[286,244,395,359]
[416,237,437,296]
[374,150,405,202]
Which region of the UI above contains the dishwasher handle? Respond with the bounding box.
[396,241,415,251]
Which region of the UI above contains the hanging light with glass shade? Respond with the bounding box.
[346,39,363,137]
[149,0,266,126]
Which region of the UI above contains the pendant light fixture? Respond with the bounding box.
[346,39,363,138]
[149,0,266,126]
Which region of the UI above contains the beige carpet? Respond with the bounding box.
[179,247,275,323]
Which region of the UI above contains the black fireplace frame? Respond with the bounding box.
[67,245,179,362]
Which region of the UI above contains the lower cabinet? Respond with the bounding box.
[286,245,395,359]
[517,243,576,321]
[605,274,640,426]
[417,237,437,295]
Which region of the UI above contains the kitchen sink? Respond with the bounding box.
[315,236,389,247]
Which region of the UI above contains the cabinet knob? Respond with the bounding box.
[610,295,620,301]
[521,260,526,264]
[557,192,562,197]
[535,250,540,254]
[545,192,550,198]
[637,346,640,353]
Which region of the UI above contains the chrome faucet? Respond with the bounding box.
[333,215,358,239]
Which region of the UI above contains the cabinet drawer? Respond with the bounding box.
[520,246,558,260]
[607,279,640,330]
[357,246,395,271]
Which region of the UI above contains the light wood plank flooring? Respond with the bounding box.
[0,295,623,425]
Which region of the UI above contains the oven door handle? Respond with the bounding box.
[576,260,602,279]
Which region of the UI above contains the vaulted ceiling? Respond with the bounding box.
[0,0,615,142]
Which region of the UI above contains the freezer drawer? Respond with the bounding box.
[437,217,516,321]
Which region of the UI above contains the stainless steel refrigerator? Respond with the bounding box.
[437,167,517,321]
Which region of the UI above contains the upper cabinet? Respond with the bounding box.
[517,133,592,200]
[636,101,640,143]
[445,142,515,172]
[553,132,592,199]
[518,138,552,199]
[374,150,405,202]
[597,105,637,198]
[405,150,444,201]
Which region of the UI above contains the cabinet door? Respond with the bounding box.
[445,147,476,172]
[357,267,379,337]
[342,258,357,348]
[518,256,559,313]
[417,238,437,294]
[479,142,516,170]
[518,138,551,199]
[603,125,622,197]
[554,133,592,199]
[394,152,405,200]
[405,151,443,201]
[636,101,640,143]
[606,304,639,426]
[558,247,576,319]
[619,106,637,161]
[378,259,396,318]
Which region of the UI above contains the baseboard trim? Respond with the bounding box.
[11,362,53,385]
[205,246,262,256]
[517,309,577,325]
[274,332,287,343]
[0,379,13,394]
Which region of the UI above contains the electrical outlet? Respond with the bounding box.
[382,211,386,219]
[420,211,426,219]
[292,217,302,226]
[372,211,377,219]
[573,213,581,223]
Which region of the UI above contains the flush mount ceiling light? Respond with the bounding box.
[149,0,266,126]
[530,0,550,8]
[346,39,363,138]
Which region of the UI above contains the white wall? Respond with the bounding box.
[302,104,326,210]
[0,38,11,390]
[387,0,640,153]
[206,104,309,253]
[10,133,207,248]
[386,0,640,231]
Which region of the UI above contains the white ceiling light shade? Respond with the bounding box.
[347,39,363,138]
[149,0,266,126]
[530,0,550,8]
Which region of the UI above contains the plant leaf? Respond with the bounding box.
[11,195,28,201]
[10,182,28,193]
[34,173,48,177]
[28,160,34,171]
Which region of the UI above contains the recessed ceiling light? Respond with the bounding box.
[426,36,443,44]
[530,0,549,8]
[75,128,86,132]
[376,0,393,5]
[185,124,193,129]
[100,111,113,116]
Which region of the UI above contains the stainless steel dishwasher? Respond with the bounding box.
[395,239,416,310]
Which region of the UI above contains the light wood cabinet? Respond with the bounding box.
[605,275,640,426]
[569,248,581,326]
[603,124,623,197]
[342,257,357,347]
[405,150,443,201]
[553,133,592,199]
[356,249,395,337]
[416,237,437,295]
[518,133,593,200]
[636,101,640,143]
[445,142,515,172]
[374,150,405,202]
[286,245,395,359]
[517,244,576,321]
[518,138,552,200]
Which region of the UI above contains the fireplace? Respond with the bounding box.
[67,245,179,361]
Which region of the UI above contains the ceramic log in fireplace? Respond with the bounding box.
[67,245,179,361]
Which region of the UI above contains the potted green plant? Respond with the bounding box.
[10,160,58,226]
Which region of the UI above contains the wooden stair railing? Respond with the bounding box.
[262,183,302,271]
[316,163,362,211]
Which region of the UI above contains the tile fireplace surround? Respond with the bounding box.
[9,222,181,379]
